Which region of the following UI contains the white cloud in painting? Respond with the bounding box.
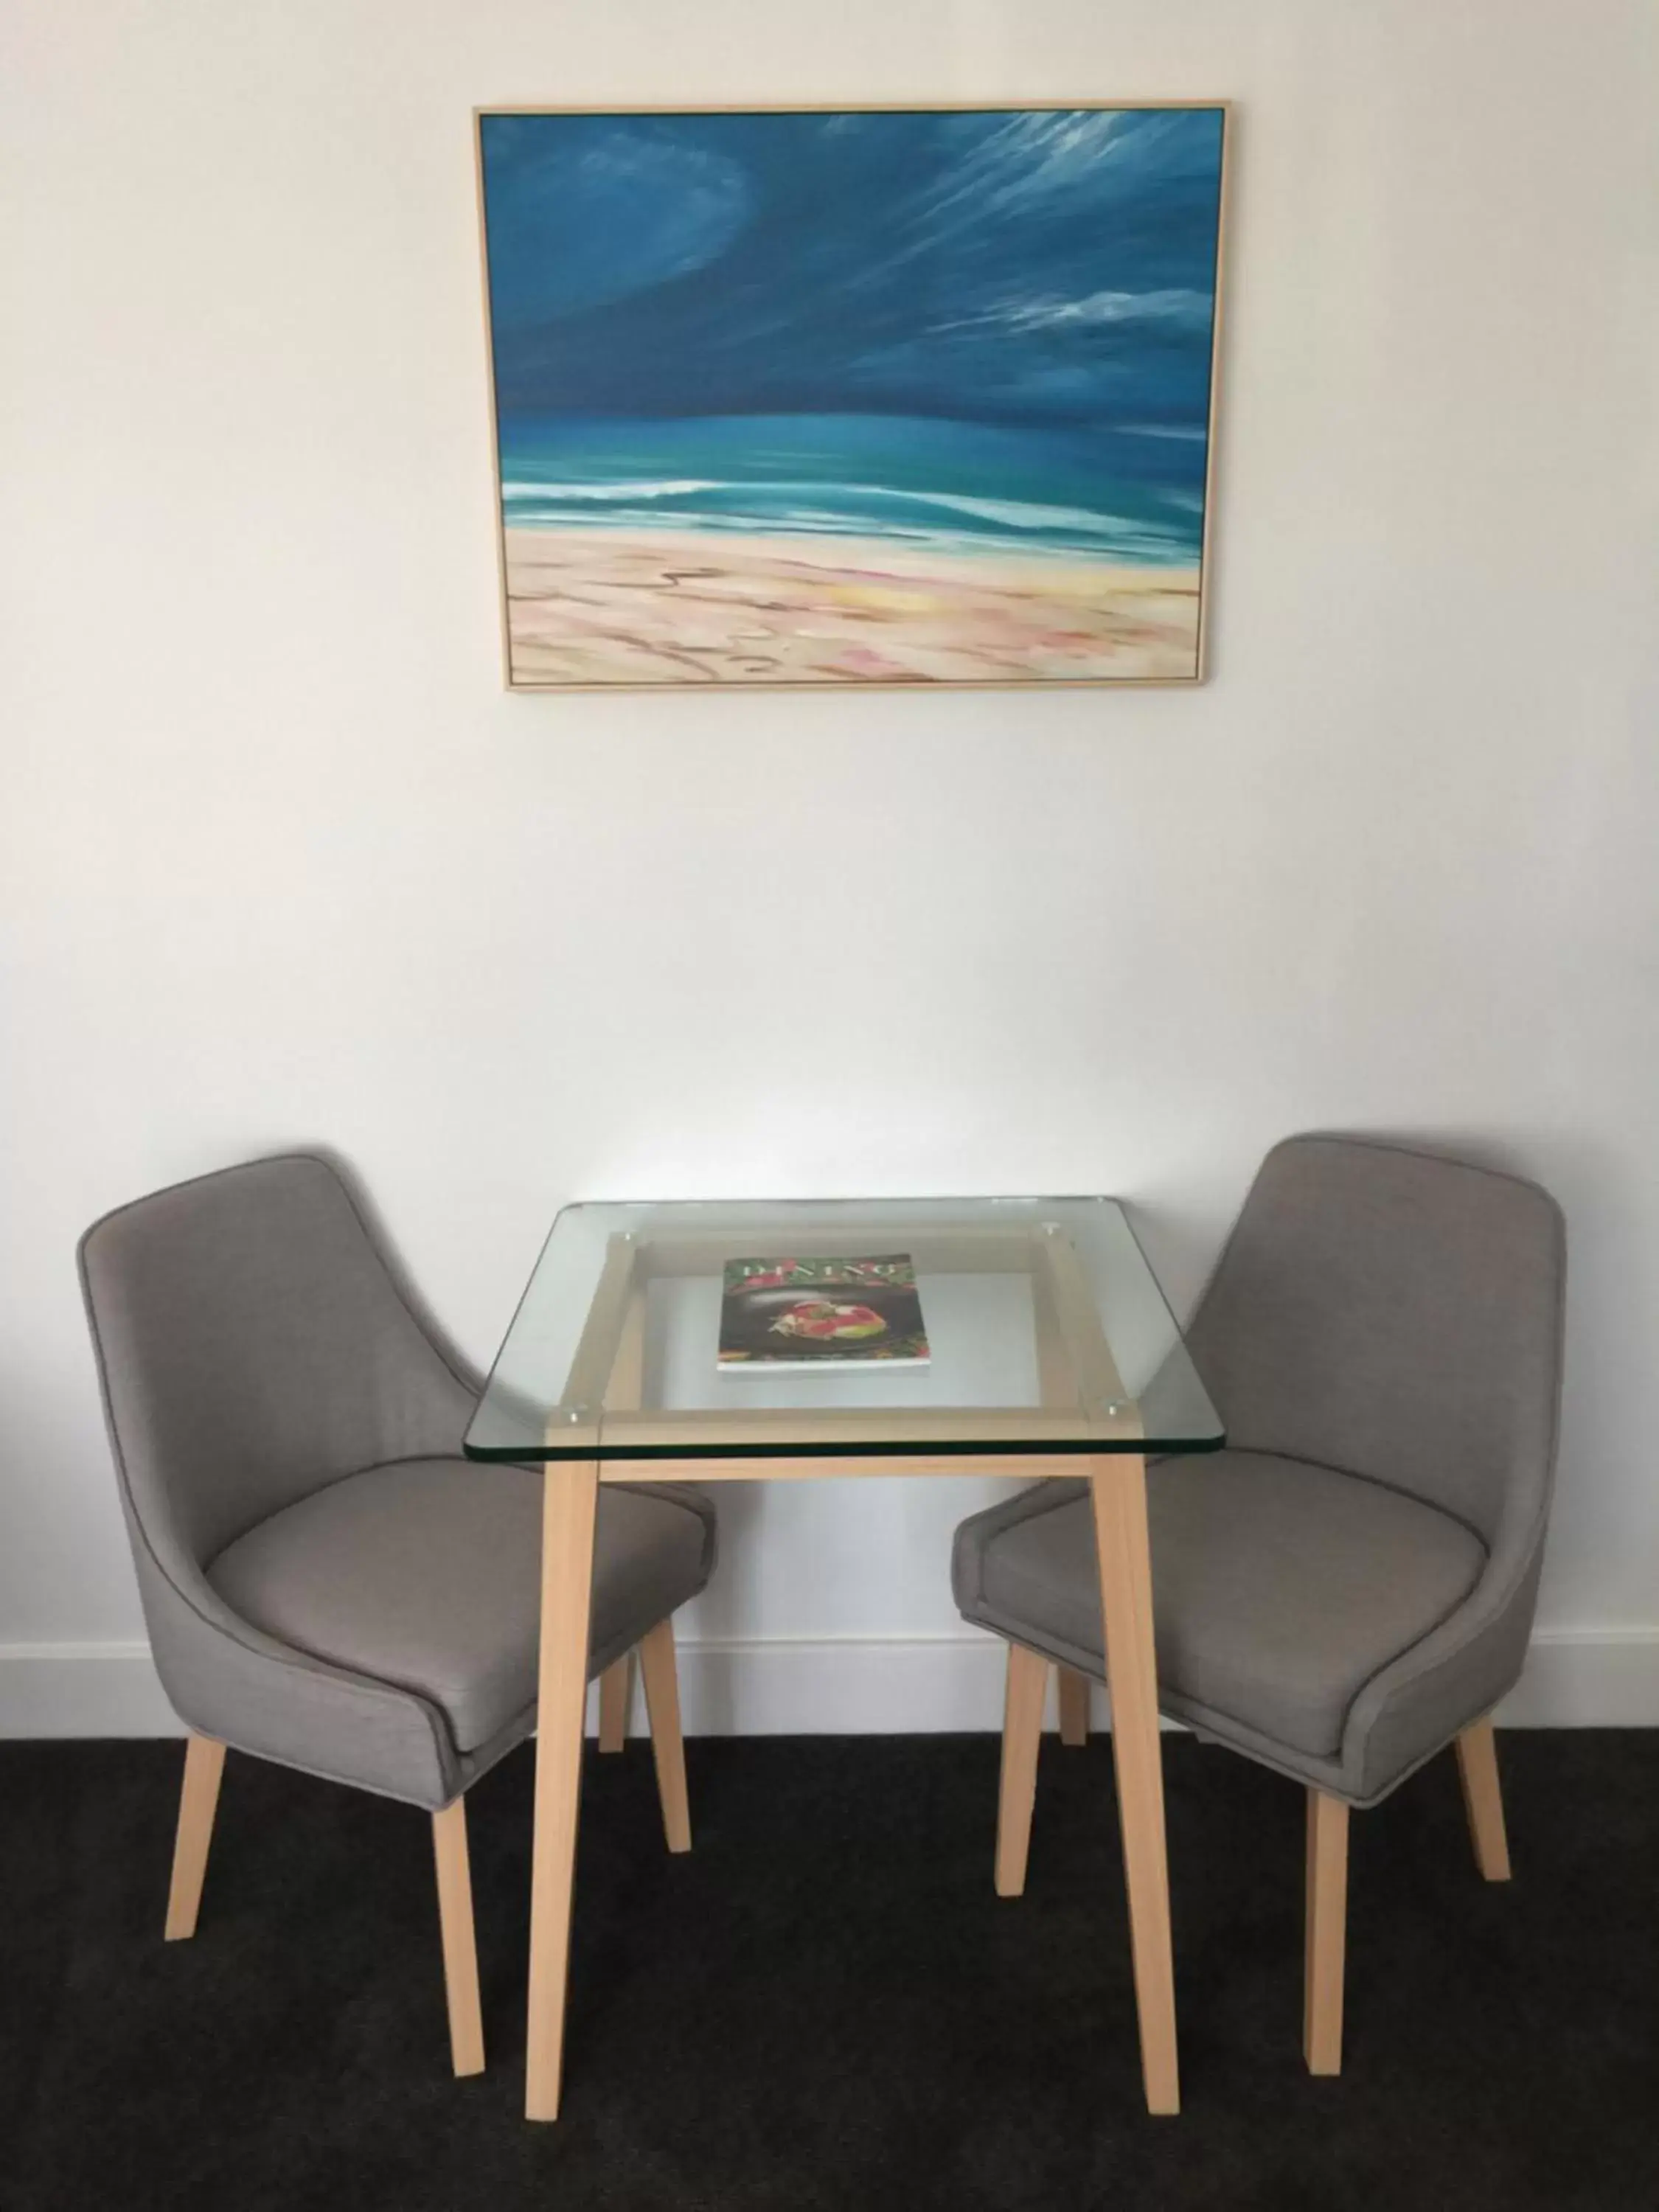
[990,288,1214,331]
[980,110,1133,205]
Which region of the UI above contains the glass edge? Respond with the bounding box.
[1110,1203,1194,1340]
[469,1208,568,1417]
[462,1430,1226,1464]
[1112,1208,1225,1436]
[538,1192,1121,1217]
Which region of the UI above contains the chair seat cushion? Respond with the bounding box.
[961,1452,1487,1759]
[208,1459,712,1753]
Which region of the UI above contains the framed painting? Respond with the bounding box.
[475,103,1228,689]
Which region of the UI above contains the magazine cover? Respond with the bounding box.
[717,1255,931,1370]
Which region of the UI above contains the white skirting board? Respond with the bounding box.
[1,1627,1658,1739]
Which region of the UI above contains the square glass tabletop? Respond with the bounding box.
[465,1196,1224,1463]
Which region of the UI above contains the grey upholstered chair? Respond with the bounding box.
[79,1154,716,2079]
[953,1134,1565,2074]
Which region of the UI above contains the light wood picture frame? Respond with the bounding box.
[476,103,1229,690]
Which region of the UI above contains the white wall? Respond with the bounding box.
[3,0,1657,1734]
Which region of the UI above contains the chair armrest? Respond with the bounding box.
[124,1503,464,1811]
[1338,1525,1548,1805]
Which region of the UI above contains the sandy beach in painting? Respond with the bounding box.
[503,526,1200,686]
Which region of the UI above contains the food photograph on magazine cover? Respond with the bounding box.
[717,1254,932,1369]
[476,104,1227,689]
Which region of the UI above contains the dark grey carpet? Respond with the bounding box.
[1,1731,1654,2211]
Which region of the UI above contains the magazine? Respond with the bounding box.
[717,1254,931,1370]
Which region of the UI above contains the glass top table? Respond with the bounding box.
[465,1194,1223,1462]
[466,1194,1222,2126]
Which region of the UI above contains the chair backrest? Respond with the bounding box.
[1183,1135,1565,1551]
[79,1154,478,1575]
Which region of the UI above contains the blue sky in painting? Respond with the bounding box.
[480,108,1223,434]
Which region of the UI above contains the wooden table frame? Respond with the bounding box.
[521,1221,1181,2120]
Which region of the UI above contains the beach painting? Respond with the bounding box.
[476,105,1226,688]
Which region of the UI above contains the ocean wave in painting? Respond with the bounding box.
[497,412,1206,568]
[501,474,1195,565]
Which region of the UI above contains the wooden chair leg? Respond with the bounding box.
[597,1652,631,1754]
[1304,1789,1349,2076]
[164,1733,226,1941]
[1057,1666,1091,1747]
[638,1618,692,1854]
[995,1642,1048,1896]
[1455,1717,1512,1880]
[431,1797,485,2077]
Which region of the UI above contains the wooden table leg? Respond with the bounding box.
[524,1459,599,2122]
[1090,1454,1180,2115]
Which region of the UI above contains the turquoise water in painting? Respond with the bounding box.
[498,413,1206,568]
